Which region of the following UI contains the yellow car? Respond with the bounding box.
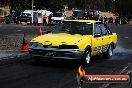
[29,20,117,64]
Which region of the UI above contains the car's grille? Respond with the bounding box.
[43,45,79,49]
[30,50,74,57]
[59,45,79,49]
[43,45,58,48]
[53,20,61,23]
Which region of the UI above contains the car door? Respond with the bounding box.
[104,24,117,46]
[99,23,110,52]
[92,23,104,55]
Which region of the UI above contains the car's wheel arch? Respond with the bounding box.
[81,45,92,65]
[85,45,92,52]
[110,42,115,49]
[110,37,117,48]
[83,42,92,50]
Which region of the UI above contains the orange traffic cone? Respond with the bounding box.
[37,27,43,36]
[21,33,29,52]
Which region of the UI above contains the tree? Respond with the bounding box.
[34,0,64,12]
[0,0,9,7]
[0,0,132,20]
[115,0,132,19]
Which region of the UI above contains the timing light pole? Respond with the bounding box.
[32,0,34,24]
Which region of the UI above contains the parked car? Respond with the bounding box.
[18,13,32,25]
[72,10,84,20]
[21,10,53,25]
[29,20,117,65]
[5,14,19,24]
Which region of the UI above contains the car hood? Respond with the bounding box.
[31,33,89,46]
[51,17,64,20]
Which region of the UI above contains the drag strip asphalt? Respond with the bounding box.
[0,53,30,65]
[0,24,132,88]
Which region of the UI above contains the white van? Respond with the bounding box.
[51,12,65,24]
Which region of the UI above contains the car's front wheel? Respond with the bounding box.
[81,49,91,65]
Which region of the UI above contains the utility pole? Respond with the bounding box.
[32,0,34,24]
[85,0,86,11]
[3,8,4,16]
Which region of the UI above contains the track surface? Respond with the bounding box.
[0,24,132,88]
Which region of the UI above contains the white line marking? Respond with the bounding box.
[119,63,131,74]
[127,70,132,74]
[99,63,131,88]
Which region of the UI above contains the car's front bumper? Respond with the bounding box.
[29,48,85,59]
[51,20,61,24]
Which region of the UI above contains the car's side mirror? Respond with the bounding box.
[94,33,101,37]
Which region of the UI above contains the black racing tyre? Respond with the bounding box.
[104,44,113,58]
[81,49,91,65]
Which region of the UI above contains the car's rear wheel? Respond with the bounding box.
[109,44,113,56]
[104,44,113,57]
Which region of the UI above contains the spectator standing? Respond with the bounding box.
[115,17,119,26]
[99,16,103,22]
[104,16,108,24]
[48,14,52,25]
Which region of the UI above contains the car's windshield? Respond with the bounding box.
[53,13,63,17]
[51,22,93,35]
[73,11,84,17]
[21,13,31,16]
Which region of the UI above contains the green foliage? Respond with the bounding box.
[0,0,9,7]
[0,0,132,19]
[115,0,132,19]
[35,0,64,12]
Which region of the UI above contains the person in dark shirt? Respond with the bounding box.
[104,16,108,24]
[115,17,119,26]
[99,16,103,22]
[48,14,52,25]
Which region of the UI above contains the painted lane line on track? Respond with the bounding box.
[99,63,131,88]
[124,37,129,39]
[127,70,132,74]
[119,63,131,74]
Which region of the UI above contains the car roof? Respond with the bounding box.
[55,12,64,13]
[64,20,101,23]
